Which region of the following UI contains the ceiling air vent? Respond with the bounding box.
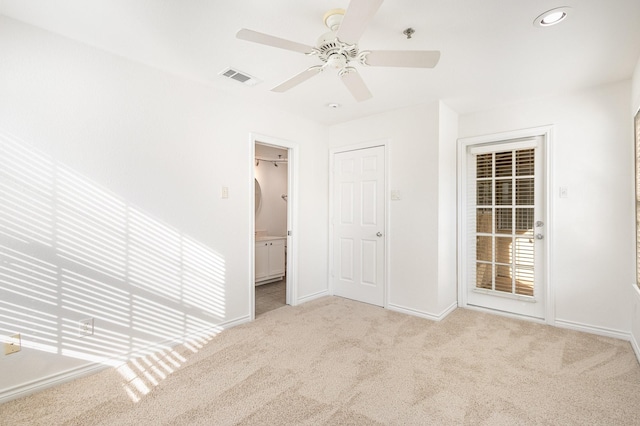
[219,67,261,86]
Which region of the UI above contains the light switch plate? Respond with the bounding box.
[559,186,568,198]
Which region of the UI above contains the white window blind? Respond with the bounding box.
[469,144,537,297]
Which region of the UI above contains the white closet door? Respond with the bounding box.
[332,145,385,307]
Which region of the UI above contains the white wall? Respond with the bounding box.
[633,56,640,114]
[459,80,635,336]
[0,17,329,399]
[328,101,458,319]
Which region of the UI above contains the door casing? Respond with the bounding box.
[250,133,298,320]
[457,126,555,324]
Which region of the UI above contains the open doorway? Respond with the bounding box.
[254,142,289,317]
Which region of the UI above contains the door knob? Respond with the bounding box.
[376,232,383,237]
[535,233,544,240]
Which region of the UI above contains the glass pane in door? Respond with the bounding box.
[474,149,535,296]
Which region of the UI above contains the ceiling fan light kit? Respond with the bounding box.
[236,0,440,102]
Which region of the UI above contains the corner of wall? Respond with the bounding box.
[387,300,457,322]
[437,101,459,311]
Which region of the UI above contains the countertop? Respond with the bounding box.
[255,236,286,242]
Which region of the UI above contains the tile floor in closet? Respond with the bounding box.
[255,279,286,316]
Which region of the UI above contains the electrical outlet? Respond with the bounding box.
[5,333,21,355]
[79,318,94,336]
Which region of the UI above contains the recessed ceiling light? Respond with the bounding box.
[534,7,571,27]
[326,103,341,109]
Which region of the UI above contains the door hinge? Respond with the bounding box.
[287,230,292,236]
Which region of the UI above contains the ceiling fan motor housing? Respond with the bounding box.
[315,8,359,70]
[315,32,359,68]
[326,52,347,69]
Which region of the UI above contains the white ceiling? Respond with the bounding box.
[2,0,639,125]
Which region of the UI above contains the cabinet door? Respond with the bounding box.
[268,240,285,277]
[255,242,269,280]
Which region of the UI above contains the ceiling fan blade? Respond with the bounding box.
[363,50,441,68]
[236,29,314,54]
[340,69,372,102]
[272,66,323,92]
[336,0,384,45]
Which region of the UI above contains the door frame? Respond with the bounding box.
[329,139,390,307]
[250,133,299,320]
[457,126,555,324]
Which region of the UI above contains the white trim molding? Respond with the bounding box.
[554,318,631,342]
[631,284,640,363]
[296,290,330,305]
[457,125,555,324]
[250,133,300,312]
[387,302,458,322]
[631,333,640,364]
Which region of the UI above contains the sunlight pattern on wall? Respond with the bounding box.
[0,133,227,373]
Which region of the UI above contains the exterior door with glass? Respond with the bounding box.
[464,137,546,319]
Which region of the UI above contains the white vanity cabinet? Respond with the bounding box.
[255,237,285,285]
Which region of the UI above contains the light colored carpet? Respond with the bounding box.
[3,296,640,425]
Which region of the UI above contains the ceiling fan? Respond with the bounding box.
[236,0,440,102]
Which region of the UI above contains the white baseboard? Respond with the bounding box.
[296,289,329,305]
[0,315,251,404]
[439,301,459,319]
[554,318,631,341]
[219,315,252,330]
[631,332,640,364]
[462,304,548,324]
[0,362,109,405]
[387,301,457,322]
[460,304,632,342]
